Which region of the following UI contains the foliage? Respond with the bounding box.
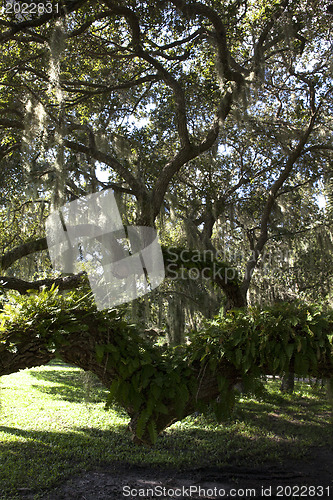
[0,285,94,347]
[1,363,331,498]
[0,0,333,444]
[0,287,196,443]
[1,288,332,443]
[191,303,333,380]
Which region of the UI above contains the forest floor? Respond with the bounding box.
[27,446,333,499]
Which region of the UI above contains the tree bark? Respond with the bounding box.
[0,310,240,443]
[280,372,295,394]
[1,242,246,308]
[1,308,332,443]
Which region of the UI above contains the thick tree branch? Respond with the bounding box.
[102,1,141,48]
[137,50,191,148]
[0,308,331,444]
[0,0,87,42]
[63,139,147,199]
[252,0,289,76]
[0,273,86,294]
[0,237,48,271]
[150,81,236,220]
[242,106,322,294]
[151,146,195,221]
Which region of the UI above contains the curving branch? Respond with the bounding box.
[137,50,191,148]
[0,273,86,294]
[241,105,323,295]
[0,237,48,271]
[0,0,88,42]
[0,304,331,444]
[63,138,147,199]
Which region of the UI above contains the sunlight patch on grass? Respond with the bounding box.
[0,363,332,498]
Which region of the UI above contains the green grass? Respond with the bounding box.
[0,362,332,499]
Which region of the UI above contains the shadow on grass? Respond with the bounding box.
[28,366,109,404]
[1,414,331,499]
[0,424,128,443]
[0,424,131,498]
[230,388,333,444]
[27,367,332,447]
[1,363,331,498]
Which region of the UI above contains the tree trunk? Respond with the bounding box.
[280,372,295,393]
[167,294,185,345]
[225,284,247,310]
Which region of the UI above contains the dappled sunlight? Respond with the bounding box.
[0,1,332,497]
[0,362,332,497]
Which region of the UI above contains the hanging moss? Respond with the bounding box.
[48,20,67,210]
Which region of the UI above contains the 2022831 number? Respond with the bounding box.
[276,485,331,497]
[4,2,59,15]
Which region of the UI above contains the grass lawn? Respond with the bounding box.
[0,361,332,499]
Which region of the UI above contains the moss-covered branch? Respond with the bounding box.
[1,243,245,308]
[0,289,332,444]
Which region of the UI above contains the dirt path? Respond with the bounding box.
[25,446,332,499]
